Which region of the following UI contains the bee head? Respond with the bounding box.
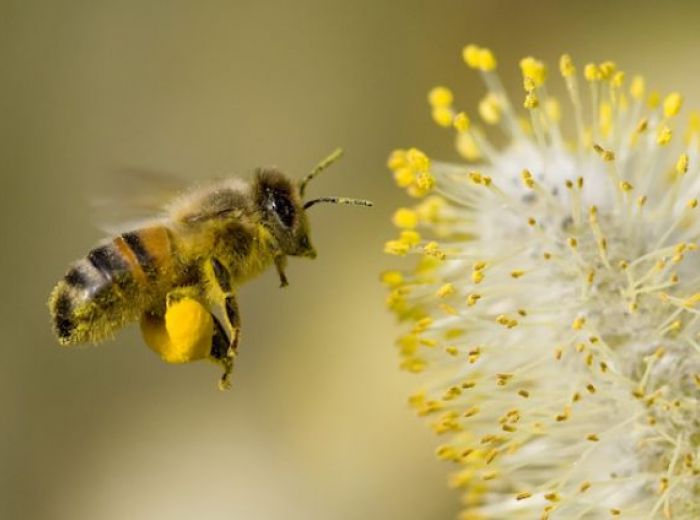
[255,169,317,258]
[254,149,372,259]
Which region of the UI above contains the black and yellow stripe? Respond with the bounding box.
[50,226,174,345]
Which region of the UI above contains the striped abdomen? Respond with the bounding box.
[49,226,175,345]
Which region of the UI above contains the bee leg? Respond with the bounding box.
[209,314,235,390]
[216,294,241,390]
[209,257,242,390]
[274,255,289,288]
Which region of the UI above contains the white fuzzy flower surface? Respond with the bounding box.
[384,45,700,519]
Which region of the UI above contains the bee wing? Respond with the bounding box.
[92,167,193,233]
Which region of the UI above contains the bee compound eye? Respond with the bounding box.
[272,191,295,228]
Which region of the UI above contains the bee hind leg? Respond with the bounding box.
[209,315,235,390]
[208,257,242,390]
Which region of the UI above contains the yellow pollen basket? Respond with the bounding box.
[141,297,214,364]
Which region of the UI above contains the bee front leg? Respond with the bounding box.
[209,258,242,390]
[274,255,289,288]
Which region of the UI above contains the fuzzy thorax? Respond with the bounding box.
[385,45,700,519]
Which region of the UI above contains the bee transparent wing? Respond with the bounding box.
[92,167,192,233]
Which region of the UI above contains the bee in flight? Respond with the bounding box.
[49,149,372,390]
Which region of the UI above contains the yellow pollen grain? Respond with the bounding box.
[593,143,615,161]
[467,293,481,306]
[587,434,600,442]
[462,44,480,68]
[468,170,484,185]
[523,76,536,93]
[688,198,698,209]
[415,170,435,192]
[380,270,403,287]
[630,75,645,100]
[484,448,498,464]
[610,509,621,516]
[393,167,415,188]
[442,386,462,400]
[677,153,689,175]
[579,481,591,493]
[412,316,433,333]
[648,90,661,109]
[544,492,560,503]
[568,237,578,248]
[477,48,497,71]
[586,383,597,394]
[524,92,539,109]
[437,283,455,298]
[478,93,502,124]
[496,373,514,385]
[472,270,484,284]
[453,112,470,132]
[663,92,683,118]
[445,346,459,357]
[384,240,410,256]
[400,230,421,247]
[392,208,419,229]
[612,71,625,87]
[464,406,480,418]
[468,347,481,363]
[521,169,535,188]
[635,118,648,134]
[559,54,575,77]
[657,125,672,145]
[463,145,486,169]
[599,60,616,79]
[387,150,408,171]
[556,406,571,422]
[406,148,430,171]
[482,471,497,481]
[423,241,446,260]
[516,491,532,501]
[401,357,427,373]
[435,444,457,460]
[518,389,530,398]
[432,106,454,128]
[619,180,634,192]
[584,63,600,82]
[428,86,454,108]
[520,56,547,87]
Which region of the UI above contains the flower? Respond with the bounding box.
[384,44,700,519]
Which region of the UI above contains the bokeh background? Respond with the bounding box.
[3,1,700,519]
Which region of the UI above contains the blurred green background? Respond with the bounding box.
[3,1,700,519]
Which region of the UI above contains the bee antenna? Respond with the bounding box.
[303,197,374,210]
[299,148,344,197]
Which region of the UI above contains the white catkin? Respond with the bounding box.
[384,47,700,520]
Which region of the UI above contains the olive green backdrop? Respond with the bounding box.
[3,1,700,519]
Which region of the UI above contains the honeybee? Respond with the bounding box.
[49,149,372,389]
